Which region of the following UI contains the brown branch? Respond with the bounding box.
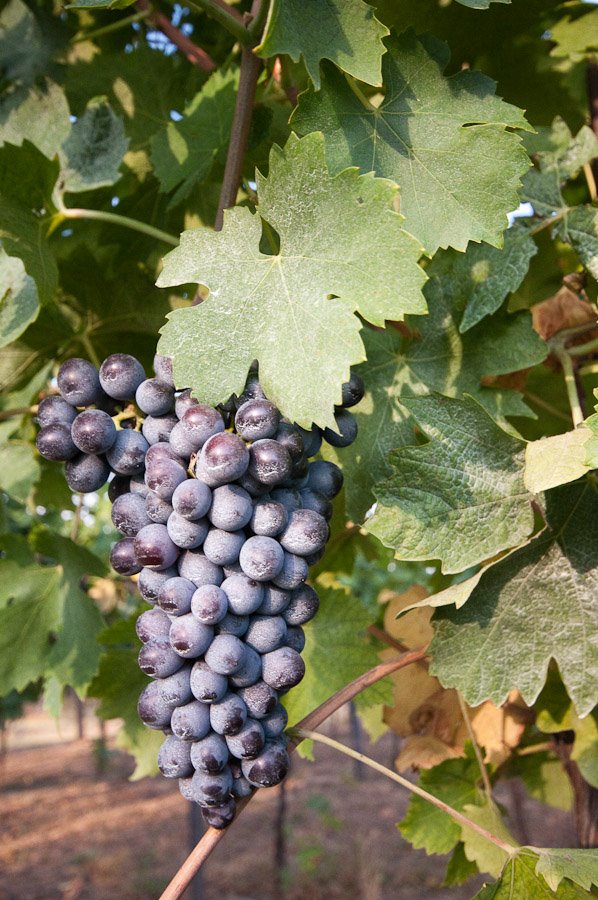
[136,0,216,72]
[214,0,263,231]
[159,647,428,900]
[367,624,411,655]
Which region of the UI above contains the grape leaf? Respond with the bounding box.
[0,80,71,159]
[559,206,598,279]
[283,579,392,729]
[0,250,39,348]
[535,672,598,789]
[151,68,238,207]
[0,528,105,695]
[460,801,516,877]
[444,843,480,887]
[532,847,598,892]
[368,395,534,574]
[399,751,483,855]
[256,0,389,89]
[60,98,128,193]
[0,193,58,308]
[526,118,598,182]
[88,616,161,779]
[457,225,537,332]
[0,439,39,501]
[475,852,591,899]
[335,250,547,521]
[157,131,427,428]
[549,8,598,61]
[292,31,532,253]
[506,752,573,812]
[524,427,593,493]
[0,0,55,88]
[429,480,598,716]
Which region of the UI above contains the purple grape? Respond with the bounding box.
[239,536,284,582]
[202,799,236,829]
[138,566,178,604]
[138,681,174,729]
[188,767,233,807]
[106,429,149,476]
[196,432,249,487]
[172,479,212,521]
[145,455,187,501]
[170,700,211,741]
[228,646,262,688]
[322,408,358,448]
[99,353,146,400]
[168,614,213,658]
[111,492,151,536]
[110,537,141,575]
[249,499,288,537]
[341,371,365,408]
[234,399,280,441]
[248,439,292,486]
[237,682,278,719]
[145,491,173,524]
[153,353,175,387]
[261,704,288,739]
[225,719,265,760]
[296,425,322,458]
[285,625,305,653]
[270,487,302,512]
[208,484,253,531]
[279,509,328,557]
[157,576,196,616]
[299,489,333,520]
[180,403,225,449]
[129,474,150,496]
[167,511,208,549]
[210,692,248,735]
[203,528,244,566]
[36,395,77,428]
[146,441,183,465]
[178,549,223,587]
[190,733,230,773]
[216,613,250,638]
[136,378,175,416]
[158,735,193,778]
[156,665,193,706]
[274,423,304,462]
[57,358,102,407]
[71,409,117,454]
[244,615,287,653]
[305,460,343,498]
[36,424,78,461]
[241,740,289,787]
[136,607,172,643]
[108,475,130,503]
[174,389,198,419]
[261,647,305,690]
[220,574,263,615]
[190,661,228,703]
[138,636,184,678]
[190,584,228,624]
[204,634,247,675]
[284,584,319,626]
[134,523,179,570]
[236,470,271,498]
[257,584,291,615]
[271,551,308,589]
[168,421,196,458]
[142,414,178,445]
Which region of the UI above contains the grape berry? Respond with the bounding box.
[36,354,363,828]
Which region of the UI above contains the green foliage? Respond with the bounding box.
[293,30,532,253]
[368,395,534,573]
[158,131,426,427]
[0,4,596,892]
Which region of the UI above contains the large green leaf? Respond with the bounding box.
[0,196,58,308]
[283,579,391,729]
[158,131,426,428]
[256,0,389,89]
[531,847,598,893]
[0,80,71,159]
[368,395,534,574]
[0,528,105,696]
[150,67,238,207]
[60,98,128,193]
[293,31,531,253]
[475,852,592,898]
[399,751,483,856]
[0,249,39,348]
[428,481,598,716]
[550,8,598,61]
[336,250,547,521]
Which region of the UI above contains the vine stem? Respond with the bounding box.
[214,1,263,231]
[71,9,149,43]
[555,348,585,427]
[0,406,38,421]
[456,692,493,798]
[567,336,598,358]
[136,0,216,72]
[58,207,179,247]
[80,334,101,369]
[159,647,428,899]
[295,728,518,857]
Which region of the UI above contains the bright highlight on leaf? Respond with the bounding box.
[293,30,532,254]
[157,131,427,428]
[256,0,389,89]
[368,395,535,574]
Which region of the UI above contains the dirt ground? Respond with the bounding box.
[0,702,576,900]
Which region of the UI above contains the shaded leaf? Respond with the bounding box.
[60,98,128,193]
[0,80,71,159]
[257,0,389,89]
[293,31,531,253]
[0,249,39,347]
[429,481,598,716]
[158,132,426,428]
[460,800,516,877]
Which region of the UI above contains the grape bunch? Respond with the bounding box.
[36,352,363,829]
